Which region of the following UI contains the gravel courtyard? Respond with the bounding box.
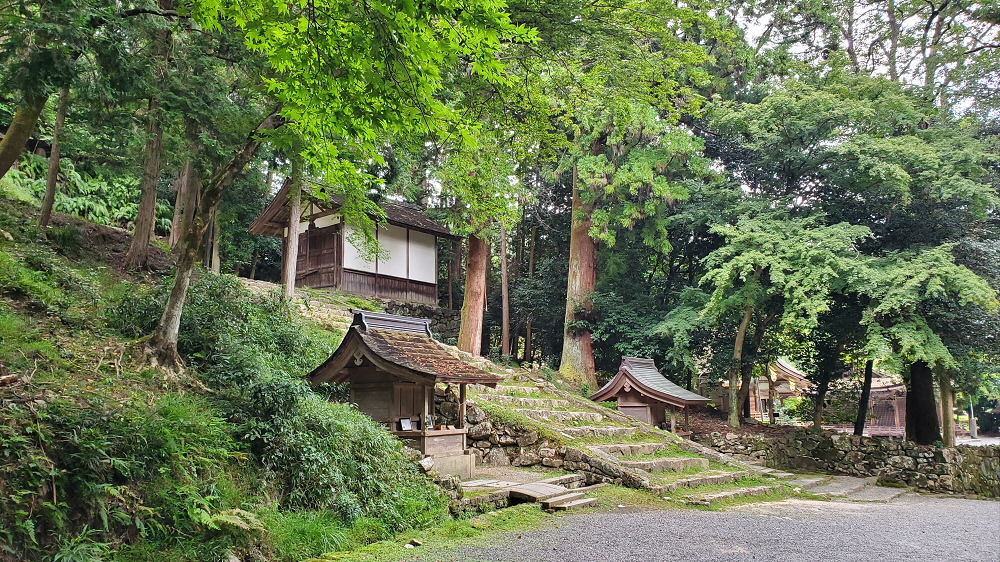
[440,495,1000,562]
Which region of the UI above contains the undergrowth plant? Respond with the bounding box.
[1,239,446,559]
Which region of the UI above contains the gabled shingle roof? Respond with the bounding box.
[308,311,502,386]
[249,180,454,238]
[590,356,710,407]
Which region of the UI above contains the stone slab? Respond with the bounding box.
[508,482,570,501]
[540,491,586,509]
[549,497,598,511]
[809,476,875,496]
[684,485,778,506]
[846,485,908,502]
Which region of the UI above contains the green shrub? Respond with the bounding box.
[0,393,250,559]
[0,249,68,310]
[104,274,448,545]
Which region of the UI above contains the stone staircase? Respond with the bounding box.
[459,472,605,512]
[468,376,797,509]
[472,379,643,442]
[743,461,910,503]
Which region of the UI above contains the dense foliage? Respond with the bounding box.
[0,208,445,559]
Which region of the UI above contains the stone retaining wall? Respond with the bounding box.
[693,430,1000,497]
[385,301,460,341]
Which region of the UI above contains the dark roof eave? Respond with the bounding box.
[591,369,710,408]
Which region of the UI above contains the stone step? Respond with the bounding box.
[590,442,681,457]
[621,457,709,473]
[766,471,796,478]
[507,482,570,502]
[786,476,828,489]
[477,394,569,409]
[540,491,586,509]
[684,485,779,506]
[845,485,908,502]
[809,476,876,496]
[548,497,599,511]
[538,473,586,487]
[574,482,609,493]
[659,471,750,492]
[490,385,543,395]
[560,426,638,438]
[514,408,604,423]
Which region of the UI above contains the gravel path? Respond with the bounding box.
[441,495,1000,562]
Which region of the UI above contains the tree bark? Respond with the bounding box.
[500,223,511,357]
[813,376,830,429]
[905,360,942,445]
[854,359,874,436]
[124,4,172,269]
[940,372,955,447]
[210,209,221,274]
[145,110,284,371]
[282,154,303,300]
[38,87,69,228]
[560,166,598,389]
[522,224,537,363]
[169,159,192,248]
[0,95,48,180]
[457,233,489,355]
[969,403,978,439]
[727,304,755,428]
[123,95,165,270]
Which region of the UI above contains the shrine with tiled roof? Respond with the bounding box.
[309,310,502,476]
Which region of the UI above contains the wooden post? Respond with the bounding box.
[458,383,467,429]
[421,384,430,431]
[684,407,689,431]
[670,406,676,433]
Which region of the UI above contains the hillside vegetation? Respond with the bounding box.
[0,199,447,561]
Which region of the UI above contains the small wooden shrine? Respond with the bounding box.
[308,310,502,476]
[590,357,710,433]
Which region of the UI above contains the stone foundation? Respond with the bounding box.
[693,430,1000,497]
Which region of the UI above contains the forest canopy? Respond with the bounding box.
[1,0,997,442]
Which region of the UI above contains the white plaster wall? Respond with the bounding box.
[343,223,376,272]
[407,230,437,283]
[377,224,408,278]
[312,214,340,229]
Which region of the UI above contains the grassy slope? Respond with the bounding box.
[0,199,446,561]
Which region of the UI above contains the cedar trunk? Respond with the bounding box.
[559,169,598,389]
[281,155,303,300]
[457,234,489,355]
[905,360,941,445]
[145,111,283,370]
[939,373,955,447]
[0,95,48,180]
[39,87,70,228]
[500,224,511,357]
[124,7,172,269]
[123,98,165,269]
[854,359,875,436]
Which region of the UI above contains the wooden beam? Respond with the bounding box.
[458,383,467,429]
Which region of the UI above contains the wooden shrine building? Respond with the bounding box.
[250,182,457,304]
[308,310,502,477]
[590,357,710,433]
